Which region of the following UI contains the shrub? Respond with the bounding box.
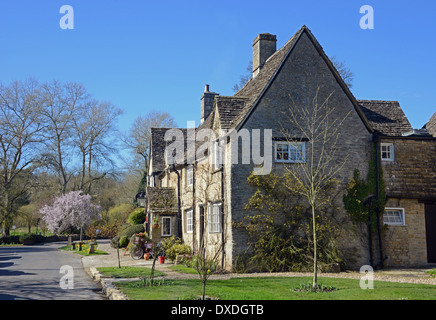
[111,224,145,248]
[166,243,191,262]
[0,235,20,245]
[19,233,44,245]
[128,208,145,225]
[107,203,133,225]
[119,224,145,238]
[161,236,191,261]
[119,236,129,248]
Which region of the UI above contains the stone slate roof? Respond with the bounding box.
[150,127,187,173]
[146,187,178,214]
[215,96,249,129]
[149,25,420,172]
[357,100,413,136]
[229,25,373,133]
[424,112,436,137]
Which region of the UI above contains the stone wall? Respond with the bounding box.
[229,31,373,269]
[381,137,436,200]
[382,198,428,266]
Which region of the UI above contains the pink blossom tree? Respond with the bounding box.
[40,191,101,240]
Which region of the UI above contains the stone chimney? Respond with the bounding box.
[252,33,277,77]
[200,84,219,123]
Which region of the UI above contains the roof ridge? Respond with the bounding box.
[358,99,400,103]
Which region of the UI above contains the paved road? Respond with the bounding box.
[0,242,106,300]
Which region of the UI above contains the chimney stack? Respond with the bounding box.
[201,84,219,123]
[252,33,277,77]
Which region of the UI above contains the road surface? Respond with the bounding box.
[0,242,106,300]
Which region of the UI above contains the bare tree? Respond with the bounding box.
[39,81,88,195]
[72,100,123,193]
[124,110,177,174]
[191,157,226,299]
[232,60,253,93]
[330,56,354,89]
[280,87,351,288]
[0,79,45,235]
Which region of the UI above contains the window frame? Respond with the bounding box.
[214,140,223,170]
[186,210,193,233]
[161,216,172,236]
[274,141,306,163]
[187,165,194,187]
[383,208,405,226]
[207,202,222,233]
[381,143,395,161]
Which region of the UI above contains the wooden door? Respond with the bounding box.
[425,204,436,263]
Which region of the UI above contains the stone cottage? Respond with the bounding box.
[145,25,436,270]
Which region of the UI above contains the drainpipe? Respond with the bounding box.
[221,164,225,269]
[364,195,374,268]
[374,138,384,269]
[172,164,182,240]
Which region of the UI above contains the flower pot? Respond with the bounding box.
[158,256,165,264]
[144,253,150,261]
[153,224,159,229]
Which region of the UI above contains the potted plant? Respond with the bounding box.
[158,255,165,264]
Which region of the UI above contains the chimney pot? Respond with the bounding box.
[200,85,219,124]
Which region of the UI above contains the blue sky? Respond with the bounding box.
[0,0,435,132]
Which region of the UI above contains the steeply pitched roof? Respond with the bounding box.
[424,112,436,137]
[357,100,413,136]
[150,128,168,172]
[150,127,187,173]
[230,25,373,133]
[215,96,249,129]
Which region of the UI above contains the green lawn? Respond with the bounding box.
[167,264,199,275]
[97,266,166,278]
[114,276,436,300]
[58,243,107,256]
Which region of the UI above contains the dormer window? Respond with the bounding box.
[381,143,394,161]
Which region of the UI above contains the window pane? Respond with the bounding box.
[211,204,221,233]
[383,210,403,225]
[162,217,171,236]
[282,151,289,160]
[186,211,193,233]
[381,144,393,160]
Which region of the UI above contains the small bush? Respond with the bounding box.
[0,235,20,245]
[166,243,191,262]
[119,235,129,248]
[291,281,337,293]
[19,233,44,245]
[128,208,145,225]
[111,224,145,248]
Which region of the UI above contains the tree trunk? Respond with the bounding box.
[312,204,318,288]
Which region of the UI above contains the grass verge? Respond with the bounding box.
[97,266,166,278]
[114,276,436,300]
[58,243,107,256]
